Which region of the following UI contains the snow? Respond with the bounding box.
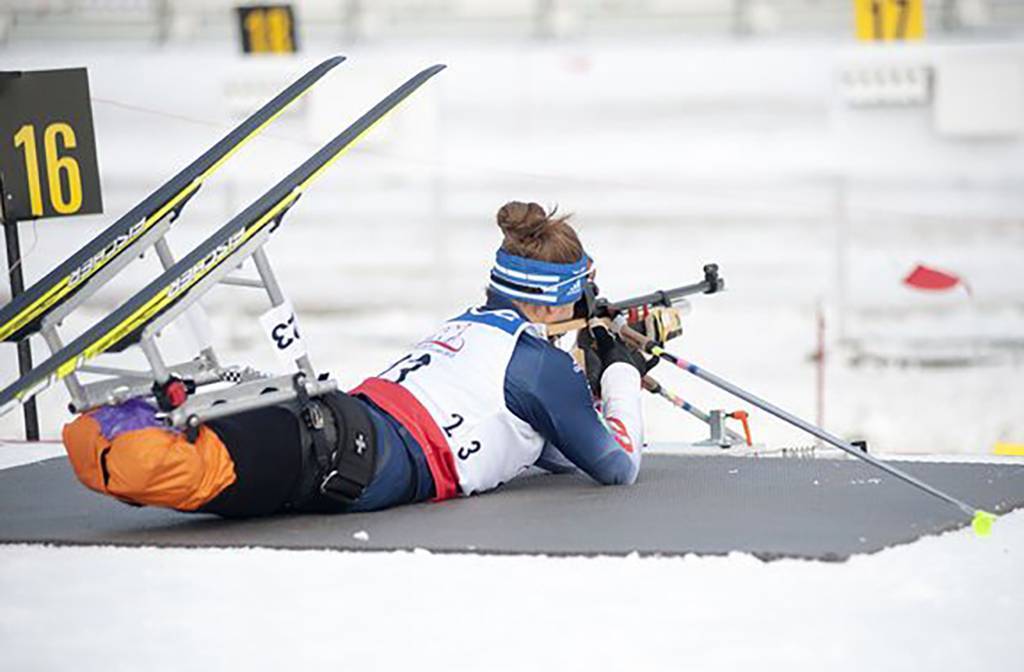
[0,441,63,470]
[1,511,1022,671]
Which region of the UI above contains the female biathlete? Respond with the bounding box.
[62,201,647,517]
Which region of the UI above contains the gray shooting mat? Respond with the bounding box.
[1,453,1022,561]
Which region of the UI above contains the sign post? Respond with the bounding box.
[0,68,103,439]
[0,187,40,438]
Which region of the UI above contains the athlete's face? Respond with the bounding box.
[547,303,576,323]
[525,303,574,324]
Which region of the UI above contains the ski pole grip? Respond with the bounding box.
[641,376,661,394]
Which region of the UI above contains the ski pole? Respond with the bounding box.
[613,321,997,536]
[643,376,748,445]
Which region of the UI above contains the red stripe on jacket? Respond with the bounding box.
[350,377,460,501]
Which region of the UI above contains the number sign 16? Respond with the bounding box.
[13,122,83,217]
[0,67,103,221]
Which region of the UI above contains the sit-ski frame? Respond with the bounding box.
[0,63,447,436]
[8,63,450,433]
[39,206,335,432]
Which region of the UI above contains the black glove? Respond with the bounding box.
[592,325,634,369]
[577,326,658,396]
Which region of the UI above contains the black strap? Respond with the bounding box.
[290,373,377,507]
[318,392,377,504]
[292,373,332,474]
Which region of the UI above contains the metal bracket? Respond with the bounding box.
[694,409,741,449]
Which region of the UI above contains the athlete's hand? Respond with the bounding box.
[591,326,657,377]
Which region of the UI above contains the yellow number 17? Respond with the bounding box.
[13,122,84,217]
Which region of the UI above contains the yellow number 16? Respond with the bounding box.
[13,122,84,217]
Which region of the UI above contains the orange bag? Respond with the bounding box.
[62,414,237,511]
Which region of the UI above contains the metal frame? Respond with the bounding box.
[32,207,335,430]
[36,210,179,410]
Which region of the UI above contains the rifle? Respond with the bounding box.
[547,263,724,339]
[548,262,997,535]
[548,263,751,446]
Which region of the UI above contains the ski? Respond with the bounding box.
[0,55,345,343]
[0,64,446,418]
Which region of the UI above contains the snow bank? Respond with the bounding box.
[1,509,1022,671]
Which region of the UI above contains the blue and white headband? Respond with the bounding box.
[489,249,591,305]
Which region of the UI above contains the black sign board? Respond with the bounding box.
[0,68,103,221]
[0,67,103,439]
[236,5,299,54]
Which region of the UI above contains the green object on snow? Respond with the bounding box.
[972,510,997,537]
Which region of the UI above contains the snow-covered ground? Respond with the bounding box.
[2,509,1022,671]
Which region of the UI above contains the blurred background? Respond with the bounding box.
[0,0,1022,454]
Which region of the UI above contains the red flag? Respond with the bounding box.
[902,264,969,294]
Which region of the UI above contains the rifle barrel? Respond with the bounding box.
[605,280,715,314]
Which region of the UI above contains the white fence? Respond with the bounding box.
[1,0,1023,44]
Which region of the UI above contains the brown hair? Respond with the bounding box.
[496,201,583,264]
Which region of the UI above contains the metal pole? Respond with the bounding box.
[643,376,746,444]
[613,322,995,531]
[252,246,315,377]
[1,190,41,440]
[40,323,86,407]
[815,300,825,448]
[834,177,849,343]
[658,347,981,516]
[139,335,170,384]
[153,237,219,367]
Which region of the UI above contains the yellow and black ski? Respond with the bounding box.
[0,56,345,343]
[0,64,446,418]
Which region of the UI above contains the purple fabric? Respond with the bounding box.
[90,399,167,440]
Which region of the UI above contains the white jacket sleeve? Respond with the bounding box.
[598,361,644,483]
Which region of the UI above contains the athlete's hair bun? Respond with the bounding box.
[496,201,550,242]
[495,200,582,264]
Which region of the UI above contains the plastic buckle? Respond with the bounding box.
[319,469,339,495]
[319,469,360,504]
